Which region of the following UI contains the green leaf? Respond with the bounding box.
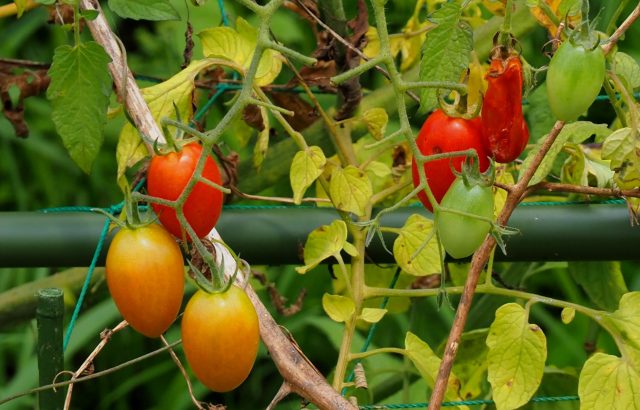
[329,165,373,216]
[561,307,576,324]
[419,2,472,113]
[405,332,467,407]
[80,9,99,20]
[525,83,557,145]
[361,107,388,140]
[393,214,441,276]
[322,293,355,323]
[486,303,547,410]
[358,308,387,324]
[578,353,640,409]
[605,292,640,359]
[561,144,614,188]
[47,43,112,174]
[108,0,179,21]
[296,220,356,274]
[614,52,640,90]
[568,262,628,311]
[116,59,213,178]
[519,122,611,184]
[199,17,282,86]
[290,146,326,204]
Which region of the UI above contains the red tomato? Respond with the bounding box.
[147,143,224,240]
[105,223,185,338]
[181,286,260,392]
[481,55,529,163]
[411,110,490,212]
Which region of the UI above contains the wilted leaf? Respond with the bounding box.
[270,92,319,131]
[322,293,355,323]
[47,43,112,174]
[614,52,640,90]
[290,146,326,204]
[393,214,441,276]
[486,303,547,410]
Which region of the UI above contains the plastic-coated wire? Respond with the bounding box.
[342,268,401,396]
[358,395,580,409]
[217,0,230,26]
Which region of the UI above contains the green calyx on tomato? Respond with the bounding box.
[435,163,495,259]
[546,38,605,121]
[105,223,185,338]
[147,142,224,241]
[411,109,490,213]
[181,285,260,392]
[481,54,529,163]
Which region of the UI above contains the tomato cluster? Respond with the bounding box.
[105,142,259,393]
[411,54,530,258]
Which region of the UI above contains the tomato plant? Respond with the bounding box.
[436,177,494,259]
[105,223,185,338]
[181,285,260,392]
[547,40,605,121]
[481,55,529,163]
[147,143,224,240]
[411,109,490,212]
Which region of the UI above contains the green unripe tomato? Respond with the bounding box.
[546,41,606,121]
[436,178,494,259]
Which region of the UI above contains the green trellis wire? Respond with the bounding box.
[358,395,580,409]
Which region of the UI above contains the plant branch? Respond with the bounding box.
[603,2,640,55]
[528,182,640,198]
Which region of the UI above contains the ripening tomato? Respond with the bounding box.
[181,286,260,392]
[481,55,530,163]
[105,223,185,338]
[411,110,490,212]
[147,143,224,240]
[547,41,605,121]
[436,177,494,259]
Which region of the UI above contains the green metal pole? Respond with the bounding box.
[36,288,64,410]
[0,204,639,266]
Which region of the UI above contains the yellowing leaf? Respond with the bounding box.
[322,293,355,323]
[578,353,640,409]
[405,332,468,408]
[253,105,270,170]
[116,59,213,178]
[199,17,282,86]
[467,58,486,111]
[291,146,327,204]
[362,108,388,140]
[393,214,441,276]
[296,220,354,274]
[486,303,547,410]
[329,165,373,216]
[359,308,387,324]
[451,329,490,400]
[602,128,635,169]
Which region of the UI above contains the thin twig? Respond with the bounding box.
[160,335,208,410]
[63,321,128,410]
[602,2,640,55]
[530,182,640,198]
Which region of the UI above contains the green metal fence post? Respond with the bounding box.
[36,288,64,410]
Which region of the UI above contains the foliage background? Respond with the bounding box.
[1,0,640,409]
